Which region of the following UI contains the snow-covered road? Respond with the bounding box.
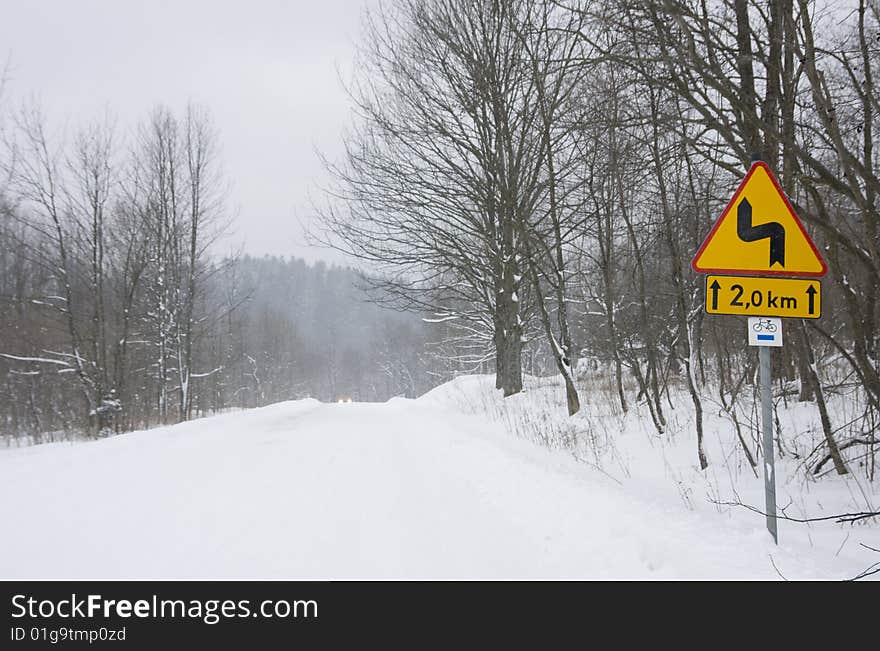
[0,396,843,579]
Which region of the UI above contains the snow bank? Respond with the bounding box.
[417,373,879,580]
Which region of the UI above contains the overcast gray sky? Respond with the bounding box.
[1,0,368,262]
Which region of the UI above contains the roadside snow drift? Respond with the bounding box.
[0,381,871,579]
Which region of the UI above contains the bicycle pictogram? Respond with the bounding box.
[752,318,777,333]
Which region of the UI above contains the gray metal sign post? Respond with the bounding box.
[749,316,781,543]
[759,345,777,543]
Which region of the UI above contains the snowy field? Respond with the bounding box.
[1,375,877,580]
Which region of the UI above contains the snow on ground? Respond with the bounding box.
[422,373,879,580]
[0,375,876,580]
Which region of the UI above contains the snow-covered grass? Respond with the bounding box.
[1,407,251,448]
[0,373,876,580]
[424,371,879,579]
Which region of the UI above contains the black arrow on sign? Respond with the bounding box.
[709,279,720,310]
[736,197,786,267]
[806,284,817,315]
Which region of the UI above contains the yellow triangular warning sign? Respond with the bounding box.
[692,161,827,277]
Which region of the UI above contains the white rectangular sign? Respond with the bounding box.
[748,317,783,347]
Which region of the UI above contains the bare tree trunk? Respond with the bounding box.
[793,320,848,475]
[519,219,580,414]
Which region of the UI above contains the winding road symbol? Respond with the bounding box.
[736,198,785,268]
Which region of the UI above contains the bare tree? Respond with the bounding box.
[130,104,227,423]
[319,0,564,397]
[2,104,120,433]
[511,0,592,414]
